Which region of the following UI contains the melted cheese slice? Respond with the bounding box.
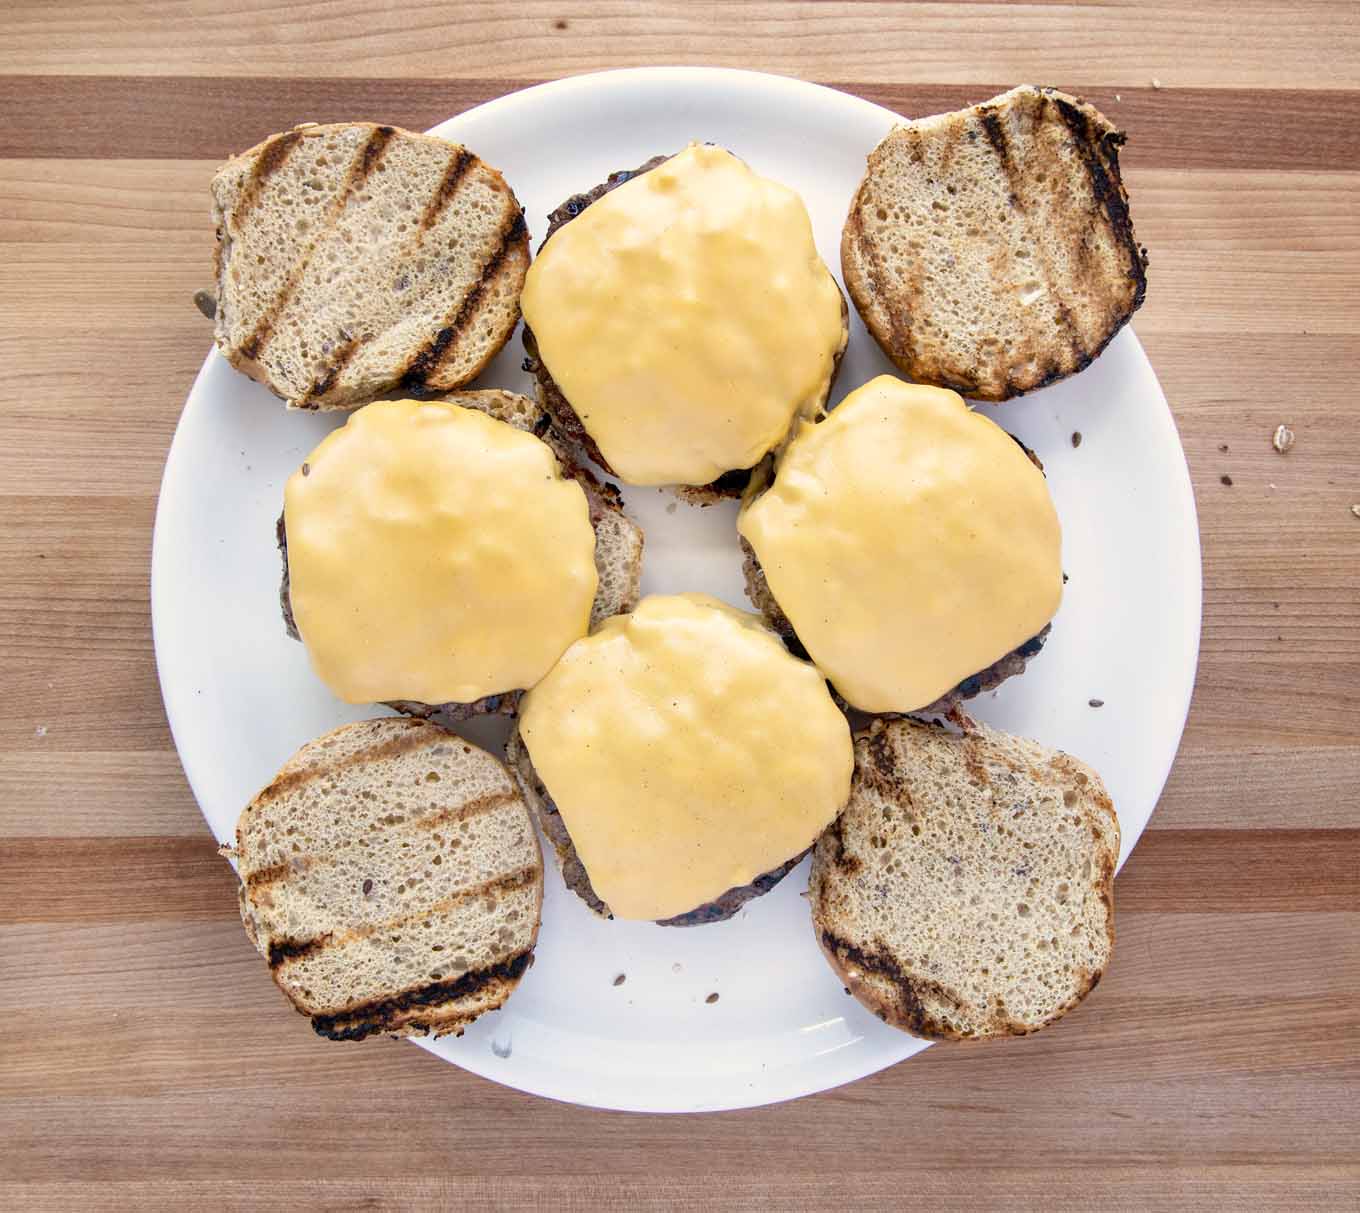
[520,144,845,486]
[738,376,1063,713]
[284,399,597,704]
[518,594,853,921]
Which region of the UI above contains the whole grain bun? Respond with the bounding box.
[811,715,1118,1040]
[843,86,1147,401]
[211,122,529,409]
[231,718,543,1041]
[278,390,644,727]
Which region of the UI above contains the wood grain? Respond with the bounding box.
[2,1,1358,1209]
[4,829,1357,926]
[5,78,1360,170]
[6,1,1360,89]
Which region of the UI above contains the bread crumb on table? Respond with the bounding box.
[1273,424,1295,453]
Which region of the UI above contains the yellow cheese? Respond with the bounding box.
[520,143,845,486]
[284,399,597,705]
[518,594,853,921]
[738,376,1063,713]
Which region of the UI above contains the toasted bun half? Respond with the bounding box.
[811,716,1118,1040]
[211,122,529,409]
[232,718,543,1040]
[842,86,1147,401]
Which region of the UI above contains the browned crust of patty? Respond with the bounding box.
[522,152,849,501]
[812,717,1117,1040]
[842,87,1148,402]
[504,723,807,927]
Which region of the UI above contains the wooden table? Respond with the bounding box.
[3,3,1357,1209]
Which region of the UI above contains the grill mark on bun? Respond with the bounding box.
[983,100,1084,367]
[303,145,478,404]
[411,790,521,831]
[242,788,523,892]
[252,717,430,802]
[309,949,532,1041]
[301,336,360,404]
[819,928,965,1035]
[1052,299,1086,363]
[400,205,527,390]
[237,125,397,363]
[234,128,303,226]
[267,932,330,968]
[1049,93,1148,305]
[979,109,1014,179]
[420,147,474,232]
[267,865,540,976]
[849,152,917,370]
[243,860,294,891]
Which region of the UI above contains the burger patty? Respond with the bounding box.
[505,723,808,927]
[738,433,1054,715]
[521,155,669,483]
[521,152,849,503]
[276,439,636,728]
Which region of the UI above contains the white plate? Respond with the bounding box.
[152,67,1201,1113]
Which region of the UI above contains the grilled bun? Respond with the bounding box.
[842,86,1147,401]
[211,122,528,409]
[231,718,543,1041]
[812,715,1118,1040]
